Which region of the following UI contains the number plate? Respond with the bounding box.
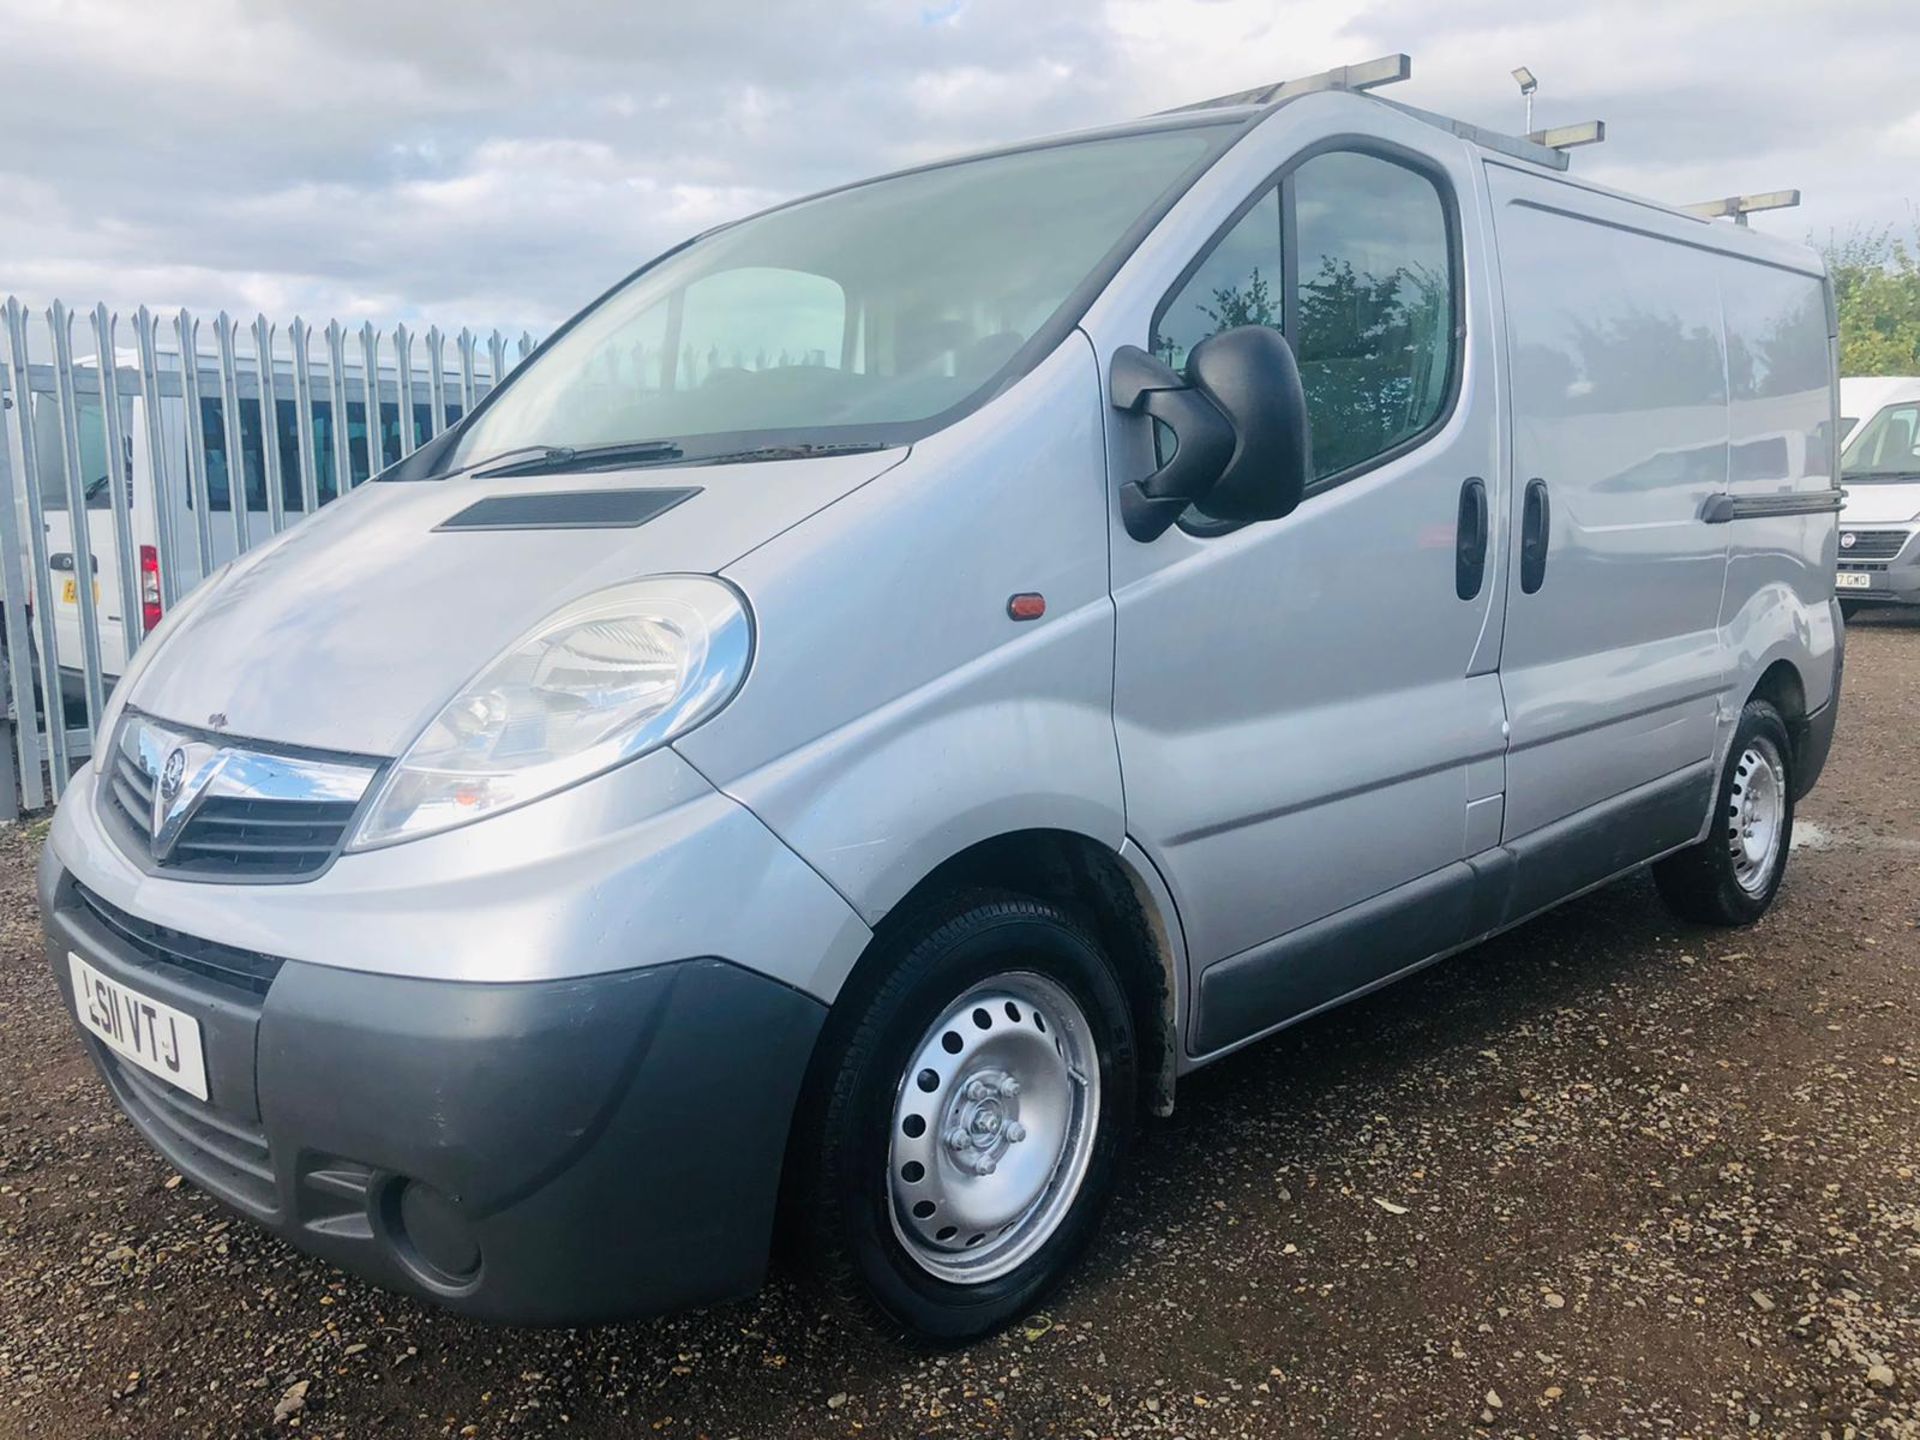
[1836,571,1872,591]
[68,953,209,1101]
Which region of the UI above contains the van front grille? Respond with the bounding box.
[1839,529,1912,562]
[100,713,378,882]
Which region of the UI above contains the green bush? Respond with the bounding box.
[1825,221,1920,377]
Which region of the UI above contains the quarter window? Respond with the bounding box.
[1152,190,1281,372]
[1153,147,1457,502]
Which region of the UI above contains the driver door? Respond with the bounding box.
[1084,102,1511,1057]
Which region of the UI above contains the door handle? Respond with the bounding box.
[1455,476,1488,600]
[1520,478,1551,594]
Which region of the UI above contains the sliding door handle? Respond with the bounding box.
[1456,476,1488,600]
[1520,478,1551,594]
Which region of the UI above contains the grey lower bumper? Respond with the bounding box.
[42,859,826,1325]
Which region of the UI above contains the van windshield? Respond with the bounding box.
[1843,401,1920,480]
[447,126,1225,471]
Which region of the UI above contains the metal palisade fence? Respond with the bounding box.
[0,297,535,811]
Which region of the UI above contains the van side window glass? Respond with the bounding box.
[1152,189,1281,372]
[30,391,120,512]
[200,398,234,512]
[1293,151,1453,480]
[274,398,305,512]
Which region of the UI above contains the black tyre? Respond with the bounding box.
[790,890,1137,1343]
[1652,700,1794,925]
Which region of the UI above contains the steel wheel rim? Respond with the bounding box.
[887,971,1100,1285]
[1728,738,1786,895]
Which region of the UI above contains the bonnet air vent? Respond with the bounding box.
[435,487,701,532]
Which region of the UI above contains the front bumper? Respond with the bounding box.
[42,850,827,1323]
[1836,538,1920,605]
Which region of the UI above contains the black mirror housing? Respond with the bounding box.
[1109,346,1236,541]
[1184,325,1310,526]
[1109,325,1311,541]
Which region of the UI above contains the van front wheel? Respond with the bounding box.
[1652,700,1794,925]
[791,892,1136,1343]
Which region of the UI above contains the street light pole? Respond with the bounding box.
[1511,66,1538,133]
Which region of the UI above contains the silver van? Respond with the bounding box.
[41,65,1844,1341]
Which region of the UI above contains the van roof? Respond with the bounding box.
[925,57,1824,277]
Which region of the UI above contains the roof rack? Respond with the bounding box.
[1162,53,1412,114]
[1678,189,1802,227]
[1160,53,1605,174]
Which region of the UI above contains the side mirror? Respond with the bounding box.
[1109,325,1311,542]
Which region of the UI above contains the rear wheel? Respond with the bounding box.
[791,891,1136,1343]
[1653,700,1794,925]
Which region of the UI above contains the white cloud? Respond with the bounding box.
[1,0,1916,340]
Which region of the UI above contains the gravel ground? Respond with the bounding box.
[4,616,1920,1440]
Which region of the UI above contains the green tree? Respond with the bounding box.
[1823,221,1920,376]
[1200,267,1278,332]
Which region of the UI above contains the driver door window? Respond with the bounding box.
[1152,149,1457,501]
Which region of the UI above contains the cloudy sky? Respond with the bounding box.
[2,0,1917,340]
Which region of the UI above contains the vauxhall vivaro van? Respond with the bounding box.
[41,62,1844,1341]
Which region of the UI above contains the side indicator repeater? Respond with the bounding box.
[1006,593,1046,622]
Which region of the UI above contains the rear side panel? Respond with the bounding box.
[1717,260,1840,719]
[1486,167,1731,841]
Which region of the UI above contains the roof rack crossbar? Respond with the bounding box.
[1528,121,1607,152]
[1163,52,1412,115]
[1679,189,1802,227]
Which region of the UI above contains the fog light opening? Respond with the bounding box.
[379,1178,482,1289]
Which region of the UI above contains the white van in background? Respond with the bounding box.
[1837,376,1920,614]
[19,353,478,707]
[1840,376,1920,446]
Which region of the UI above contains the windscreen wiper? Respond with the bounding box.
[474,440,684,479]
[687,442,893,466]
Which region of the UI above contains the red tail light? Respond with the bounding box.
[139,545,163,634]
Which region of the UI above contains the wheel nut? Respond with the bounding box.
[966,1079,990,1102]
[979,1158,997,1176]
[1005,1121,1027,1144]
[943,1126,969,1151]
[999,1075,1020,1097]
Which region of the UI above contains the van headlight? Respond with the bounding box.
[348,576,752,849]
